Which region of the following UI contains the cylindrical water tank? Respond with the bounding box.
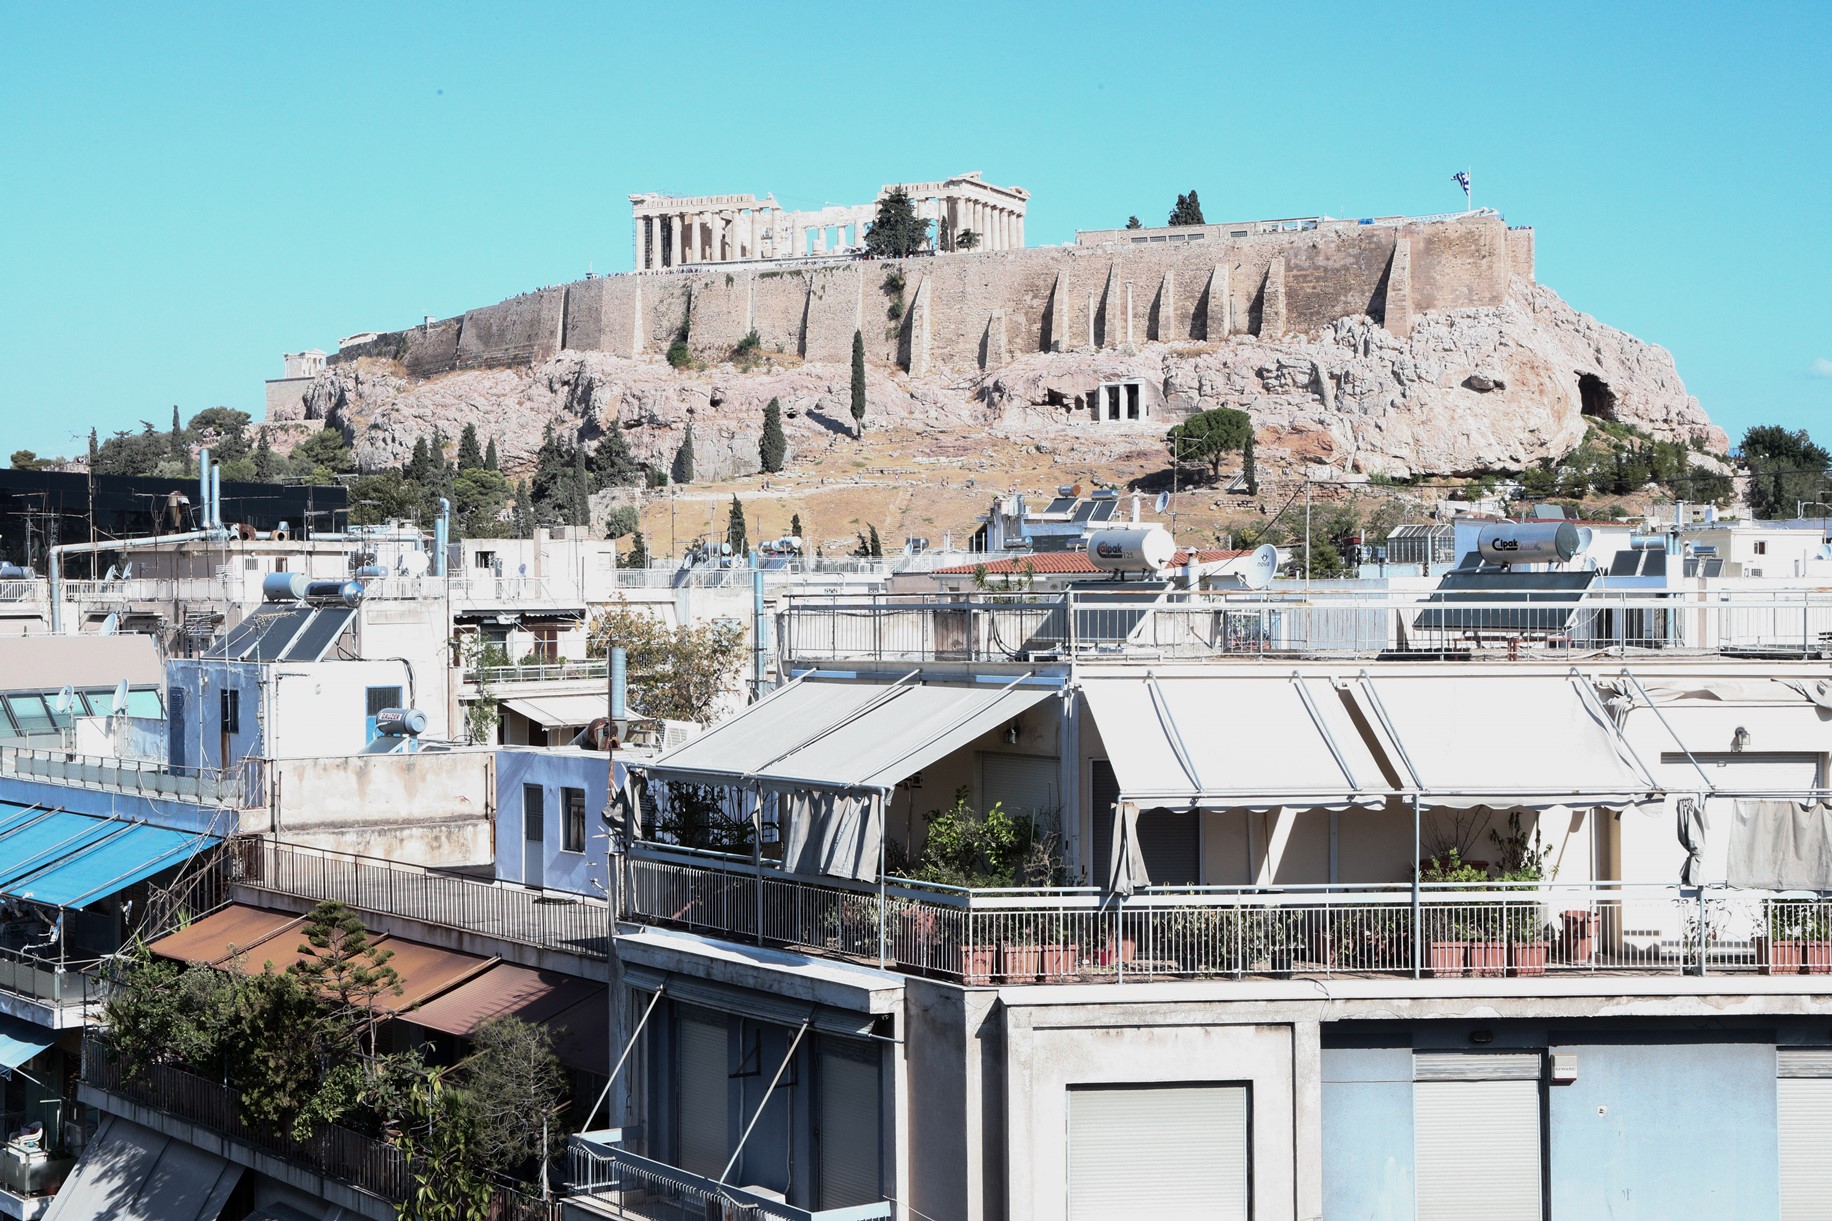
[262,573,310,602]
[373,707,428,737]
[1476,522,1580,565]
[305,580,365,606]
[1088,526,1176,572]
[355,564,389,579]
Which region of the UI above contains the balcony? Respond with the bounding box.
[622,845,1832,985]
[0,946,102,1028]
[463,658,609,686]
[566,1135,891,1221]
[775,589,1832,665]
[233,839,610,959]
[0,747,264,809]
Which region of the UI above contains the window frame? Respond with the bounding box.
[562,786,587,853]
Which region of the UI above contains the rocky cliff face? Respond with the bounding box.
[287,277,1723,481]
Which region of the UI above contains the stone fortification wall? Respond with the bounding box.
[331,215,1522,381]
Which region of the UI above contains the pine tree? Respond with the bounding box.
[627,532,650,568]
[862,187,932,257]
[850,331,867,436]
[790,512,803,538]
[484,436,499,471]
[570,446,591,526]
[759,398,787,473]
[1168,190,1206,226]
[1243,429,1259,496]
[253,431,278,481]
[457,424,484,471]
[592,418,641,488]
[1125,216,1143,230]
[726,495,748,556]
[868,524,883,558]
[672,427,695,484]
[512,480,534,536]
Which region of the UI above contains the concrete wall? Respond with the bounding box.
[1321,1046,1414,1221]
[331,215,1515,381]
[266,749,494,865]
[493,747,613,893]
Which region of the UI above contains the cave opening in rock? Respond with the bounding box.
[1578,373,1617,422]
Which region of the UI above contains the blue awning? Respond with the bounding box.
[0,812,219,909]
[0,1014,54,1071]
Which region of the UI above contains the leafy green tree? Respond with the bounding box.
[726,495,748,556]
[671,427,695,484]
[347,470,425,525]
[1125,215,1143,230]
[850,331,867,435]
[1168,190,1206,226]
[789,512,803,538]
[291,429,354,483]
[288,900,401,1057]
[397,1070,494,1221]
[760,397,787,473]
[592,418,643,487]
[453,467,514,537]
[1242,430,1259,496]
[92,424,171,476]
[585,598,746,723]
[187,407,252,463]
[1167,407,1252,481]
[228,967,338,1133]
[666,339,692,369]
[954,228,980,251]
[569,446,591,526]
[1742,424,1832,519]
[863,186,931,257]
[512,479,534,535]
[626,531,649,568]
[252,431,279,481]
[604,504,639,538]
[457,424,484,471]
[9,450,50,470]
[460,1016,568,1193]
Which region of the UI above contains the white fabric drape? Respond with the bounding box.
[1106,802,1150,896]
[1727,799,1832,891]
[783,790,881,883]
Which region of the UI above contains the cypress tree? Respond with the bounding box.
[169,405,184,458]
[1243,430,1258,496]
[627,532,649,568]
[253,431,278,481]
[790,512,803,538]
[726,495,748,556]
[593,418,640,487]
[672,427,695,485]
[407,436,432,482]
[512,479,534,536]
[868,524,883,558]
[457,424,484,471]
[86,429,98,469]
[850,331,866,436]
[484,436,499,471]
[760,398,787,473]
[570,446,591,526]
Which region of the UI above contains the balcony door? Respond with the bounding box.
[522,785,545,888]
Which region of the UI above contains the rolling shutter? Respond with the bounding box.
[676,1009,729,1178]
[981,753,1062,834]
[817,1037,883,1209]
[1137,808,1201,886]
[1662,753,1823,791]
[1067,1083,1248,1221]
[1778,1050,1832,1220]
[1415,1058,1541,1221]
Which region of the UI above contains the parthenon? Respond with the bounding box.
[629,171,1029,270]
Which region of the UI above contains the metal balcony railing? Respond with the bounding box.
[776,589,1832,665]
[234,839,610,958]
[0,945,102,1011]
[623,846,1832,984]
[464,658,610,686]
[565,1138,890,1221]
[0,747,264,808]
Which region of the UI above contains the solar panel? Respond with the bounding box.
[283,607,355,662]
[1608,552,1642,577]
[1413,570,1595,631]
[247,608,314,662]
[1044,497,1077,515]
[1642,550,1667,576]
[205,613,269,658]
[1071,501,1098,522]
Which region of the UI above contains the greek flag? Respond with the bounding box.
[1452,170,1471,197]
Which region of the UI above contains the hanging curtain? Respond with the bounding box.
[1106,801,1151,896]
[1727,800,1832,891]
[783,790,881,883]
[1676,796,1707,886]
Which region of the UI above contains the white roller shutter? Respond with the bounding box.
[817,1038,883,1209]
[981,753,1062,834]
[1662,752,1823,792]
[676,1010,729,1178]
[1067,1083,1248,1221]
[1415,1076,1541,1221]
[1778,1050,1832,1220]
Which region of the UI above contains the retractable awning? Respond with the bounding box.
[146,905,304,966]
[40,1115,242,1221]
[644,675,1056,793]
[1079,671,1390,811]
[503,693,610,729]
[407,962,602,1037]
[0,1013,53,1071]
[0,812,219,908]
[1345,672,1655,809]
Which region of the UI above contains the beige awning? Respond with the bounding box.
[503,692,610,729]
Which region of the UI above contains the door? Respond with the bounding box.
[981,753,1061,837]
[736,1020,793,1195]
[817,1037,883,1210]
[1090,760,1199,888]
[676,1009,730,1178]
[1778,1050,1832,1220]
[1414,1053,1542,1221]
[522,784,545,888]
[1066,1083,1248,1221]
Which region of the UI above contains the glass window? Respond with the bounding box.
[221,689,240,734]
[125,690,164,719]
[4,694,54,735]
[562,787,587,853]
[79,688,114,715]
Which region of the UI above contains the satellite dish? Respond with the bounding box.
[102,564,118,582]
[100,613,118,635]
[1809,679,1832,712]
[1154,491,1171,515]
[113,679,129,715]
[53,685,74,715]
[1244,544,1279,590]
[1576,527,1595,553]
[120,562,132,579]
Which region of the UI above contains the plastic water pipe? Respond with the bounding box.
[432,498,451,577]
[610,647,627,721]
[197,448,211,529]
[49,530,211,634]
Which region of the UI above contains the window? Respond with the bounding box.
[1755,540,1769,555]
[1067,1083,1248,1220]
[675,1009,730,1177]
[125,689,164,719]
[1414,1053,1542,1221]
[524,785,545,842]
[1125,383,1141,420]
[1779,1049,1832,1219]
[220,689,240,734]
[817,1037,883,1209]
[562,787,587,852]
[474,550,496,570]
[4,694,54,736]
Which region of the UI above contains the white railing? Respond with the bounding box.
[0,746,264,807]
[58,576,235,603]
[0,579,45,604]
[464,659,610,685]
[624,847,1832,983]
[777,589,1832,664]
[565,1137,890,1220]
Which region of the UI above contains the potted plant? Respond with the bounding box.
[1491,813,1554,977]
[1560,909,1597,964]
[1419,850,1486,977]
[1806,905,1832,974]
[1763,902,1811,975]
[1001,922,1042,983]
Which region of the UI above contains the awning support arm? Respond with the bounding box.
[744,670,922,780]
[1145,673,1204,793]
[1617,669,1716,793]
[1411,792,1422,980]
[580,981,667,1133]
[1291,671,1361,790]
[861,672,1036,788]
[1566,667,1661,791]
[1355,672,1424,790]
[719,1015,811,1185]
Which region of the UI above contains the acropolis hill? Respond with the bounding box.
[266,184,1725,532]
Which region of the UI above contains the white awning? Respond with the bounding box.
[502,692,609,728]
[644,676,1056,793]
[43,1115,242,1221]
[1080,671,1390,811]
[1348,672,1655,809]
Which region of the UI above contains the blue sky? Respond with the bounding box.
[2,1,1827,459]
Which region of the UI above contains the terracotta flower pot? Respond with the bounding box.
[1758,937,1805,975]
[1510,942,1549,977]
[1429,940,1469,978]
[1040,943,1079,980]
[1468,940,1508,978]
[1002,944,1042,984]
[1806,940,1832,975]
[1561,911,1596,964]
[1098,937,1138,966]
[958,945,997,985]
